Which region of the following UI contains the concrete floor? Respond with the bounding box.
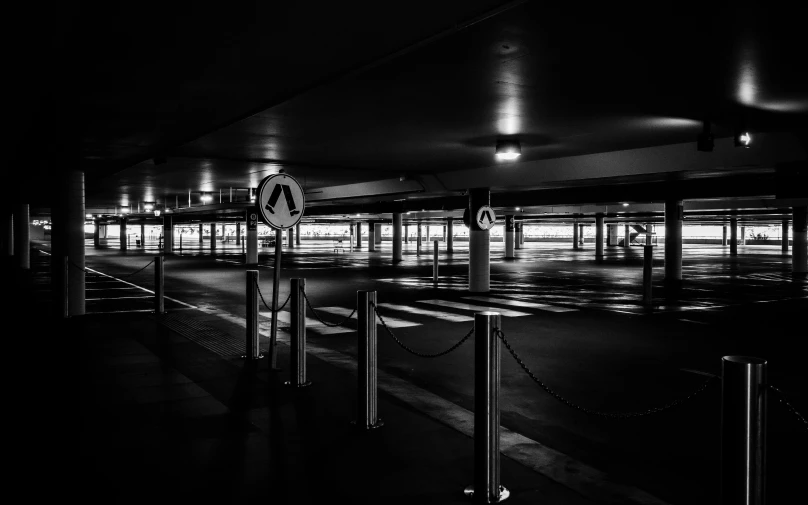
[20,239,808,504]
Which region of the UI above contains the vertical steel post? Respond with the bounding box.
[721,356,767,505]
[643,245,653,308]
[244,270,261,360]
[355,290,382,429]
[62,256,69,318]
[269,228,282,370]
[285,278,311,387]
[433,240,439,284]
[465,312,508,503]
[154,256,164,314]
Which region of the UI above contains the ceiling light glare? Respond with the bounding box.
[622,203,629,207]
[495,139,521,161]
[200,193,212,203]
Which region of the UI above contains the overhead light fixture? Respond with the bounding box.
[697,121,713,152]
[734,129,752,148]
[200,193,212,203]
[622,203,629,207]
[495,139,521,161]
[85,214,93,219]
[143,203,154,211]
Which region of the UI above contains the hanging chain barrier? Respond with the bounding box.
[495,328,717,419]
[372,302,474,358]
[767,384,808,432]
[254,279,291,313]
[300,288,356,327]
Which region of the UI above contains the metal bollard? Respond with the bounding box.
[465,312,509,503]
[721,356,767,505]
[244,270,262,360]
[62,256,69,318]
[154,256,164,314]
[642,245,653,308]
[285,278,311,387]
[355,290,383,429]
[433,240,439,284]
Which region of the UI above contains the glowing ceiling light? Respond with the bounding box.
[200,193,213,203]
[622,203,629,207]
[495,139,521,161]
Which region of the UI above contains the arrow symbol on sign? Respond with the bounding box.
[479,210,494,227]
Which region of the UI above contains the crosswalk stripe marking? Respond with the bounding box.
[418,299,530,317]
[463,296,578,313]
[376,303,473,322]
[318,306,421,328]
[260,311,353,335]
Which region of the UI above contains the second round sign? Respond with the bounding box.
[255,173,306,230]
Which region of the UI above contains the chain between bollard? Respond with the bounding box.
[254,279,291,313]
[494,328,717,419]
[372,302,474,358]
[767,384,808,432]
[301,288,356,327]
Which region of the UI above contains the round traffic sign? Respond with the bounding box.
[475,205,496,230]
[255,173,306,230]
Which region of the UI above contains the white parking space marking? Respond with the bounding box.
[261,311,352,335]
[418,300,530,317]
[463,296,578,313]
[318,307,420,328]
[86,295,154,301]
[377,303,473,323]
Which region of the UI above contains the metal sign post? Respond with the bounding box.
[255,173,306,371]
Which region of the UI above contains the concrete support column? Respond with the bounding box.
[425,225,430,243]
[210,222,217,250]
[469,188,490,292]
[664,199,683,289]
[356,222,362,248]
[505,215,515,259]
[52,170,85,316]
[579,223,584,246]
[447,219,454,254]
[163,215,173,254]
[730,218,738,256]
[722,225,728,246]
[15,203,30,269]
[119,218,127,250]
[199,223,204,243]
[93,220,100,248]
[140,223,145,247]
[595,214,604,263]
[514,222,522,250]
[573,220,579,250]
[781,219,789,254]
[741,226,746,246]
[624,224,631,248]
[296,223,301,246]
[794,206,807,274]
[392,213,402,263]
[417,223,422,255]
[404,224,409,243]
[236,222,241,245]
[374,223,382,245]
[288,227,294,248]
[368,222,376,252]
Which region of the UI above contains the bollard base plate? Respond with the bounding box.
[284,380,312,388]
[463,485,509,503]
[351,419,384,430]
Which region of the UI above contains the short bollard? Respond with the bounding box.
[642,245,653,308]
[62,256,69,318]
[355,290,383,429]
[154,256,164,314]
[465,312,509,503]
[243,270,262,360]
[433,240,439,284]
[285,278,311,387]
[721,356,767,505]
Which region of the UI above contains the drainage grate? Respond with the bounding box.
[157,313,245,357]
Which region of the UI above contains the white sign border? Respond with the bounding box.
[255,173,306,230]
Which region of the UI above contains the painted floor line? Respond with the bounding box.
[262,311,353,335]
[463,296,578,313]
[318,306,421,328]
[86,295,155,301]
[376,303,473,323]
[419,299,531,318]
[206,308,669,505]
[84,267,197,309]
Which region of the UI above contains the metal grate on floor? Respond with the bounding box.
[156,312,246,357]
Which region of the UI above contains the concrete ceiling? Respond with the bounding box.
[11,0,808,215]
